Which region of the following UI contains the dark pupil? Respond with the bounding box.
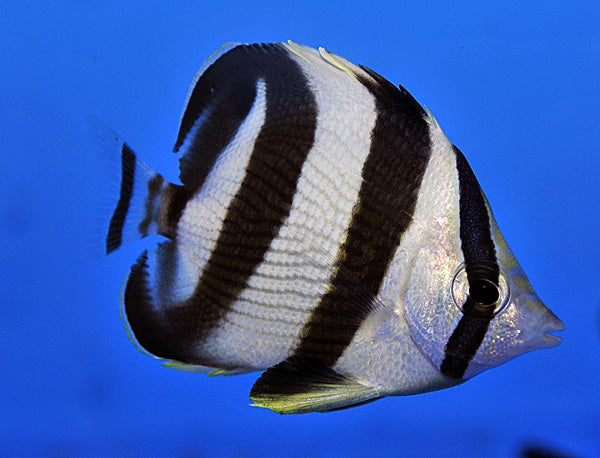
[469,280,499,305]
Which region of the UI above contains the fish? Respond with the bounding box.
[101,41,564,414]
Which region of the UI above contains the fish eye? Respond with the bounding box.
[469,279,499,305]
[451,263,511,317]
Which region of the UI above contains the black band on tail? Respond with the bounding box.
[107,144,136,254]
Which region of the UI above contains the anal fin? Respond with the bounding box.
[249,356,381,414]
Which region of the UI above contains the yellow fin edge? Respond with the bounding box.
[318,46,359,79]
[250,383,379,415]
[281,40,359,79]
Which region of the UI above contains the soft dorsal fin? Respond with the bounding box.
[249,356,381,414]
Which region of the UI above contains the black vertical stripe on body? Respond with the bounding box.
[175,45,274,195]
[293,69,432,367]
[440,146,499,379]
[124,44,318,364]
[124,251,165,355]
[106,144,136,254]
[124,245,195,359]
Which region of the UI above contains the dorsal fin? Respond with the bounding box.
[358,64,426,118]
[249,355,381,414]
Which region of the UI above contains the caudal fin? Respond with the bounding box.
[90,119,169,255]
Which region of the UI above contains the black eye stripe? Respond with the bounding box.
[441,146,500,379]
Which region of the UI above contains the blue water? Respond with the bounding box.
[2,1,599,456]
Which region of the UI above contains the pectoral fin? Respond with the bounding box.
[249,356,382,414]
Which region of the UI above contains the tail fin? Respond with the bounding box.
[90,119,168,255]
[105,141,166,254]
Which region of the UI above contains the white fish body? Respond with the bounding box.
[102,42,564,414]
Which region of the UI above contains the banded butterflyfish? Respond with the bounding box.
[101,42,564,414]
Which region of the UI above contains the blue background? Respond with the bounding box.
[2,1,599,456]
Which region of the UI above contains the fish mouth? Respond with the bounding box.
[518,306,565,351]
[542,331,563,346]
[540,313,565,347]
